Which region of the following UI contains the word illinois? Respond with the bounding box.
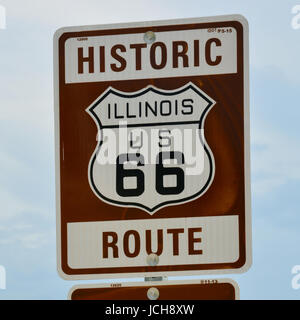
[77,38,222,74]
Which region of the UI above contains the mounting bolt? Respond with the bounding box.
[144,31,156,44]
[147,287,159,300]
[147,253,159,266]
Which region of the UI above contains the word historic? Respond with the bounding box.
[77,38,223,74]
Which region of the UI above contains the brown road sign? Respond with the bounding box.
[69,279,239,300]
[54,15,251,279]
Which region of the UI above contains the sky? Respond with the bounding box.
[0,0,300,299]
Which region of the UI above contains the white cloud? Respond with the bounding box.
[0,187,30,220]
[0,150,30,176]
[19,232,50,249]
[1,0,176,27]
[0,224,32,231]
[251,177,285,196]
[0,228,53,249]
[251,121,300,195]
[0,73,53,131]
[0,186,54,249]
[0,185,52,220]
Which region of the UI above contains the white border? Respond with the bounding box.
[68,278,240,300]
[54,14,251,280]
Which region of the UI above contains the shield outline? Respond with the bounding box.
[86,82,216,214]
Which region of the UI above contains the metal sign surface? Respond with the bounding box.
[54,15,251,279]
[69,279,239,300]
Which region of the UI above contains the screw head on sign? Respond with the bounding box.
[147,287,159,300]
[144,31,156,44]
[147,253,159,266]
